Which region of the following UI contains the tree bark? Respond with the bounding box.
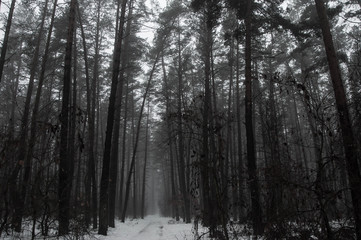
[98,0,128,234]
[141,103,150,219]
[10,0,50,231]
[244,0,263,235]
[0,0,16,82]
[200,18,214,232]
[90,0,101,229]
[109,0,133,226]
[118,77,129,219]
[176,21,190,223]
[121,52,160,222]
[58,0,77,235]
[161,54,179,221]
[314,0,361,239]
[235,41,245,222]
[76,1,94,228]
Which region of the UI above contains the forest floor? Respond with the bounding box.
[2,215,257,239]
[95,215,196,240]
[2,215,200,240]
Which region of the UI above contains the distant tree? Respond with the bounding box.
[141,101,150,219]
[121,49,160,222]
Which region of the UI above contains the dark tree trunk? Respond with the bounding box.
[176,24,190,224]
[201,20,214,232]
[225,37,234,217]
[244,0,263,235]
[108,0,123,226]
[98,0,128,235]
[235,41,245,222]
[109,0,133,226]
[118,78,129,219]
[141,104,150,219]
[76,1,94,228]
[121,52,160,222]
[161,54,179,221]
[11,0,49,231]
[90,0,101,229]
[68,25,77,210]
[315,0,361,239]
[58,0,77,235]
[0,0,16,82]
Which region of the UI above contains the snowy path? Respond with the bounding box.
[96,215,195,240]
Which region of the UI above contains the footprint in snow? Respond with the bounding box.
[158,225,164,237]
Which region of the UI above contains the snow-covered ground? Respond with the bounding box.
[2,215,201,240]
[95,215,196,240]
[2,215,255,239]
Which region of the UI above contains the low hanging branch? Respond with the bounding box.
[121,51,161,222]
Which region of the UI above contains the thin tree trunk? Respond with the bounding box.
[121,52,160,222]
[9,44,21,141]
[315,0,361,238]
[141,103,150,219]
[68,27,78,209]
[235,41,245,222]
[201,19,214,233]
[161,54,179,221]
[176,23,190,224]
[244,0,263,235]
[24,0,58,190]
[133,155,137,219]
[90,0,101,229]
[19,0,57,227]
[118,78,129,218]
[76,1,94,228]
[58,0,77,235]
[225,37,234,218]
[0,0,16,82]
[11,0,49,231]
[109,0,133,226]
[98,0,128,234]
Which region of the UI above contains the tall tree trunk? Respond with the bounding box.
[176,23,190,224]
[118,78,129,218]
[244,0,263,235]
[235,41,245,221]
[98,0,128,234]
[133,155,137,219]
[76,1,94,228]
[141,103,150,219]
[58,0,77,235]
[201,19,214,233]
[24,0,58,198]
[265,39,282,221]
[161,54,179,221]
[121,52,160,222]
[68,27,78,209]
[315,0,361,238]
[109,0,133,226]
[90,0,101,229]
[0,0,16,82]
[11,0,49,231]
[225,37,234,218]
[8,44,21,140]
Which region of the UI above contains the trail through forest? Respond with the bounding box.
[1,0,361,239]
[94,215,195,240]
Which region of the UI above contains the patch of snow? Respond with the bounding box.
[95,215,194,240]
